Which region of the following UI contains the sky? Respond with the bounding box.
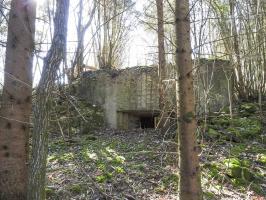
[127,1,157,66]
[0,0,215,85]
[28,0,157,84]
[62,0,155,67]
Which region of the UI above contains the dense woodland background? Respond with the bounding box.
[0,0,265,200]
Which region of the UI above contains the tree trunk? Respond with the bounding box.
[75,0,85,78]
[175,0,202,199]
[156,0,166,108]
[27,0,69,199]
[70,0,96,80]
[156,0,169,130]
[0,1,36,199]
[229,0,246,100]
[0,0,4,22]
[102,0,108,68]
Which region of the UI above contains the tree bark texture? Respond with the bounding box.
[156,0,166,108]
[156,0,169,130]
[229,0,246,100]
[0,1,36,199]
[175,0,203,199]
[27,0,69,199]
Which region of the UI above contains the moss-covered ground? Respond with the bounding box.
[46,102,266,199]
[202,103,266,199]
[46,129,179,199]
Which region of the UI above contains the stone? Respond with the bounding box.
[78,59,231,129]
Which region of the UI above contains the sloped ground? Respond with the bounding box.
[46,129,178,200]
[201,103,266,200]
[46,130,265,200]
[46,102,266,200]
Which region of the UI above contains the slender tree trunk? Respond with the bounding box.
[102,0,108,68]
[229,0,246,100]
[156,0,166,107]
[0,1,36,199]
[0,0,4,22]
[27,1,69,199]
[71,0,95,80]
[175,0,202,199]
[156,0,168,129]
[75,0,84,77]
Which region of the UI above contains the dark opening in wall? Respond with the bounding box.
[140,116,155,129]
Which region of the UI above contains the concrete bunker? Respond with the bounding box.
[78,59,231,129]
[117,110,160,129]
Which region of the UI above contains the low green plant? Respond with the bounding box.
[96,173,113,183]
[68,184,84,194]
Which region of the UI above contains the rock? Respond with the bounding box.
[239,103,258,117]
[211,116,230,127]
[257,154,266,164]
[223,158,254,181]
[206,128,220,139]
[242,167,254,181]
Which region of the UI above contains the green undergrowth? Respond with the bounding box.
[46,130,178,199]
[207,115,262,142]
[45,101,266,198]
[239,103,259,117]
[50,98,104,135]
[68,184,86,194]
[202,102,266,196]
[155,173,179,193]
[204,155,265,195]
[205,102,263,143]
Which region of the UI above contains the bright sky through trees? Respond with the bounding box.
[31,0,155,85]
[0,0,156,86]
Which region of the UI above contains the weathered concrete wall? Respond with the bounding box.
[79,67,160,128]
[78,59,231,129]
[116,67,159,111]
[194,59,231,113]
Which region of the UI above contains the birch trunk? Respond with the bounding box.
[27,0,69,199]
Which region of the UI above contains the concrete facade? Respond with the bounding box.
[79,67,160,129]
[78,59,231,129]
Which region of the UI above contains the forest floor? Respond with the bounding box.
[46,103,266,200]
